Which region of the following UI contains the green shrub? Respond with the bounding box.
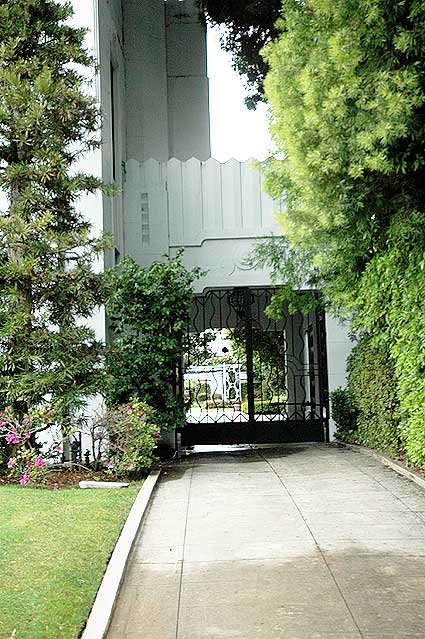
[331,387,358,432]
[345,335,401,456]
[240,398,284,415]
[92,400,159,478]
[104,254,201,431]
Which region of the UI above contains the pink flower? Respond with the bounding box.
[107,461,114,469]
[95,433,102,440]
[127,462,134,470]
[5,406,10,413]
[26,461,32,469]
[19,473,30,486]
[22,418,27,425]
[7,459,13,469]
[24,432,31,439]
[34,457,44,468]
[53,482,59,491]
[153,430,160,439]
[125,405,132,413]
[6,433,19,444]
[55,444,62,452]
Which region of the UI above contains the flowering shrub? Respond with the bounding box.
[0,406,63,485]
[91,399,159,477]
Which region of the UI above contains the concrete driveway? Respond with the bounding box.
[107,444,425,639]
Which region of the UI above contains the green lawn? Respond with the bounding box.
[0,483,142,639]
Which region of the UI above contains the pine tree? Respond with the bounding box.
[0,0,109,418]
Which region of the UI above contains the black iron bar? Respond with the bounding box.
[244,288,256,426]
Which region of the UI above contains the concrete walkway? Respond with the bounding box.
[107,444,425,639]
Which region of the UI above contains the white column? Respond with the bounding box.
[165,0,211,160]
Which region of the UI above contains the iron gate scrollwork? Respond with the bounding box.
[180,287,329,445]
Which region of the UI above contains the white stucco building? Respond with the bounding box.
[71,0,352,443]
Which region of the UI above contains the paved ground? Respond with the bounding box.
[106,444,425,639]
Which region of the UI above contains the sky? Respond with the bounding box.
[206,25,273,162]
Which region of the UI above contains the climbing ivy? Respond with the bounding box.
[104,254,202,432]
[354,212,425,465]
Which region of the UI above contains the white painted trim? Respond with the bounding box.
[80,470,161,639]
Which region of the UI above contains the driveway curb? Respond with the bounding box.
[80,469,161,639]
[340,442,425,490]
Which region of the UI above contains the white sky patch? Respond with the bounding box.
[0,179,7,212]
[207,24,273,163]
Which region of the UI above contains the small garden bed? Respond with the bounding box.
[0,481,142,639]
[0,466,115,489]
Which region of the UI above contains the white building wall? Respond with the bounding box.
[94,0,210,267]
[124,157,283,290]
[124,0,169,162]
[326,317,353,439]
[123,0,210,163]
[96,0,126,268]
[166,0,210,160]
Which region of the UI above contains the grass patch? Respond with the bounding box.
[0,482,142,639]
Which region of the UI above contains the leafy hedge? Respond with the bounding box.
[331,387,358,439]
[333,335,401,456]
[355,211,425,467]
[241,397,284,415]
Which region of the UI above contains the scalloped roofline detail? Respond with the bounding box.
[134,156,264,167]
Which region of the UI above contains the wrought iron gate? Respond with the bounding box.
[179,287,329,446]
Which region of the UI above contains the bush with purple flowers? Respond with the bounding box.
[0,406,63,485]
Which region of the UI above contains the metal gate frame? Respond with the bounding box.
[179,287,329,446]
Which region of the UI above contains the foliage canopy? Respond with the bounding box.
[257,0,425,465]
[200,0,282,108]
